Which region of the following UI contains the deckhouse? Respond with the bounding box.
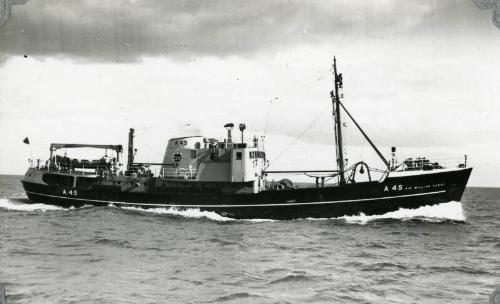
[158,123,267,192]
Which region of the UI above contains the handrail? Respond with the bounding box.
[263,169,339,174]
[133,162,176,167]
[160,167,198,180]
[50,143,123,152]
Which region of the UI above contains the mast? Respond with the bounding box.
[331,57,346,185]
[127,128,135,171]
[331,58,390,172]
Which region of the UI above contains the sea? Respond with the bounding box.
[0,175,499,304]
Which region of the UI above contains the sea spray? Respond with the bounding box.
[121,205,235,222]
[0,198,64,211]
[338,201,465,224]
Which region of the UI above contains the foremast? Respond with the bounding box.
[330,57,346,184]
[330,57,391,185]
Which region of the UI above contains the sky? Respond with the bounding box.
[0,0,499,186]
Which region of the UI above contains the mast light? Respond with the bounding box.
[239,123,246,144]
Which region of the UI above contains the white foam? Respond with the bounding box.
[121,206,235,222]
[338,201,465,224]
[120,205,280,222]
[120,206,279,222]
[244,218,277,223]
[11,192,28,199]
[119,202,465,224]
[1,197,464,223]
[0,198,64,211]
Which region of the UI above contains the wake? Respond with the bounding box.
[120,201,466,223]
[119,205,235,222]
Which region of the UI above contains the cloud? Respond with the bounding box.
[0,0,28,26]
[0,0,488,63]
[473,0,500,28]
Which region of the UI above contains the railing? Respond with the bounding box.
[160,167,198,180]
[33,165,106,176]
[399,156,467,171]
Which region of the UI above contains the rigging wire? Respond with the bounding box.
[262,67,330,138]
[263,97,280,138]
[262,68,333,166]
[267,105,330,168]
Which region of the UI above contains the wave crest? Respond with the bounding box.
[337,201,465,224]
[121,206,235,222]
[0,198,64,211]
[270,274,314,284]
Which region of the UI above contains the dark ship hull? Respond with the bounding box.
[22,167,472,220]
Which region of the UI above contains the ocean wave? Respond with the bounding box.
[269,274,315,284]
[427,265,489,275]
[11,192,28,199]
[244,218,277,223]
[213,292,266,302]
[94,238,132,248]
[0,198,64,211]
[0,199,96,212]
[336,201,466,224]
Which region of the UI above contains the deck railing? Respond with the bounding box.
[160,167,198,180]
[400,156,467,171]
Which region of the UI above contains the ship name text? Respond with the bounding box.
[62,189,78,196]
[384,183,446,192]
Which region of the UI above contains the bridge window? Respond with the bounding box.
[236,152,242,160]
[191,150,197,158]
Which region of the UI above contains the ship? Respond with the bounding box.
[21,58,472,220]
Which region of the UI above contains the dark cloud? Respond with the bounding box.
[0,0,492,63]
[0,0,28,26]
[473,0,500,28]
